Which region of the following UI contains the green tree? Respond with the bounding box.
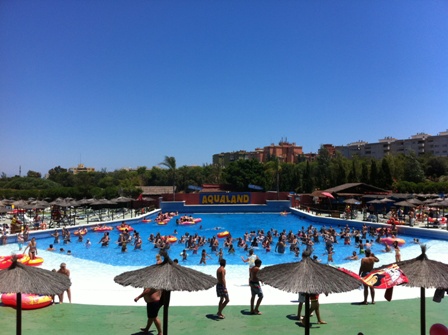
[425,157,448,180]
[333,159,347,186]
[202,164,223,185]
[315,146,331,189]
[379,158,393,189]
[264,157,281,198]
[27,170,42,178]
[136,166,148,186]
[302,160,314,193]
[370,160,379,186]
[48,166,73,187]
[360,160,369,184]
[347,160,358,183]
[222,159,266,191]
[279,163,301,193]
[403,153,425,183]
[147,166,169,186]
[160,156,177,200]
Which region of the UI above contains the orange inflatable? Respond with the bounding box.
[166,236,177,243]
[156,219,170,225]
[74,229,88,236]
[217,231,230,238]
[1,293,53,309]
[92,226,113,232]
[116,225,134,232]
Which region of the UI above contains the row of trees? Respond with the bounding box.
[1,149,448,200]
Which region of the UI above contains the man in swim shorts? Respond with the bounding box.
[135,288,163,334]
[249,259,263,315]
[216,258,229,319]
[359,249,379,304]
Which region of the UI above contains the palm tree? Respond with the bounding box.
[160,156,177,201]
[264,157,281,200]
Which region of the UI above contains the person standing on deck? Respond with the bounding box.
[359,249,379,304]
[216,258,229,319]
[249,259,263,315]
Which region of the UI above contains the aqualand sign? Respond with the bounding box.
[200,192,251,205]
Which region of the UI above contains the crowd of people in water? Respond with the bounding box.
[39,214,414,265]
[8,211,423,269]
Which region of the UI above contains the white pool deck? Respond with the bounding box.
[0,241,444,308]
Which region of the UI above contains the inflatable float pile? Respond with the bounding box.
[428,217,447,225]
[0,254,44,269]
[1,293,53,310]
[387,217,405,225]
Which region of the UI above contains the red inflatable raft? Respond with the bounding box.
[1,293,53,310]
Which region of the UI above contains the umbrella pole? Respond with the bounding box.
[305,293,310,335]
[420,287,425,335]
[16,292,22,335]
[163,290,171,335]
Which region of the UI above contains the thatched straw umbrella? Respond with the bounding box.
[378,245,448,335]
[114,251,216,335]
[112,196,133,219]
[344,198,360,205]
[0,257,72,335]
[408,198,424,205]
[12,200,29,209]
[258,252,361,335]
[394,200,416,207]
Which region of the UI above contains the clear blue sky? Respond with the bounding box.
[1,0,447,177]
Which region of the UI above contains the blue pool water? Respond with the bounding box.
[28,213,438,267]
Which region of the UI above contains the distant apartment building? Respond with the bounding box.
[68,164,95,174]
[335,130,448,159]
[256,140,303,163]
[213,140,304,167]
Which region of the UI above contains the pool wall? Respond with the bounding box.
[291,208,448,241]
[160,199,292,213]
